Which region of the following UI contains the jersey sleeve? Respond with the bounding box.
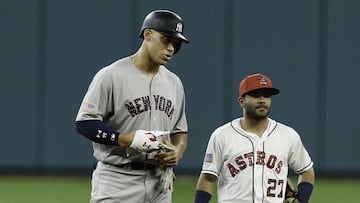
[75,68,114,122]
[201,129,223,177]
[288,129,314,174]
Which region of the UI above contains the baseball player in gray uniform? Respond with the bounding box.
[195,73,315,203]
[75,10,189,203]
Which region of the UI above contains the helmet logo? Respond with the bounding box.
[175,23,183,33]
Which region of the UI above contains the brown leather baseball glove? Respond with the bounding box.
[284,178,299,203]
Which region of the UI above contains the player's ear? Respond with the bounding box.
[238,96,245,107]
[143,29,153,41]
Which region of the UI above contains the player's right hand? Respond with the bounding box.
[129,130,170,152]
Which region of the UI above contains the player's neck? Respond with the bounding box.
[240,117,269,137]
[131,52,159,77]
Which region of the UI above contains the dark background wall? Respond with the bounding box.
[1,0,359,176]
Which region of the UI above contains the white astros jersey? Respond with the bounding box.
[201,118,313,203]
[75,56,188,166]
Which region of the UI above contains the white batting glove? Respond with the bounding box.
[129,130,170,152]
[161,167,175,191]
[158,138,174,152]
[146,138,175,160]
[149,130,170,138]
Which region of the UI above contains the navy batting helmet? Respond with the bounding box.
[139,10,189,44]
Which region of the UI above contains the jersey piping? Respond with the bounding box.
[295,161,313,174]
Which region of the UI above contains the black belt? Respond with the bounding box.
[119,162,159,170]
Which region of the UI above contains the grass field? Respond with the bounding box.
[0,175,359,202]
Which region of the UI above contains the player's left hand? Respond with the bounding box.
[155,139,180,167]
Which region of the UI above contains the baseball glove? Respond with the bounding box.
[284,178,299,203]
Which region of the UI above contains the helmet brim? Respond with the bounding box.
[158,30,189,43]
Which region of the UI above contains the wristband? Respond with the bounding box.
[195,190,212,203]
[298,182,313,203]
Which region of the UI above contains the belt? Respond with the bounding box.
[119,162,159,170]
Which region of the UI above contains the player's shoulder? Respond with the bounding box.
[211,120,234,137]
[94,57,131,77]
[100,57,131,72]
[270,118,300,137]
[159,65,181,79]
[273,119,296,131]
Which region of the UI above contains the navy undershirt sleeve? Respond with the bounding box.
[75,120,119,145]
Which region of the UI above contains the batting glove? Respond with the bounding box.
[161,167,175,191]
[130,130,170,152]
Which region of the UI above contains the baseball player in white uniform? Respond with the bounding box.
[195,73,315,203]
[75,10,189,203]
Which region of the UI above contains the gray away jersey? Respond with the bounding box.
[76,57,188,166]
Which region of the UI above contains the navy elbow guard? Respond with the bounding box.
[76,120,119,145]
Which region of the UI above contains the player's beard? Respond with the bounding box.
[245,106,270,121]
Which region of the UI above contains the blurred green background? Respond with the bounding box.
[0,175,358,202]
